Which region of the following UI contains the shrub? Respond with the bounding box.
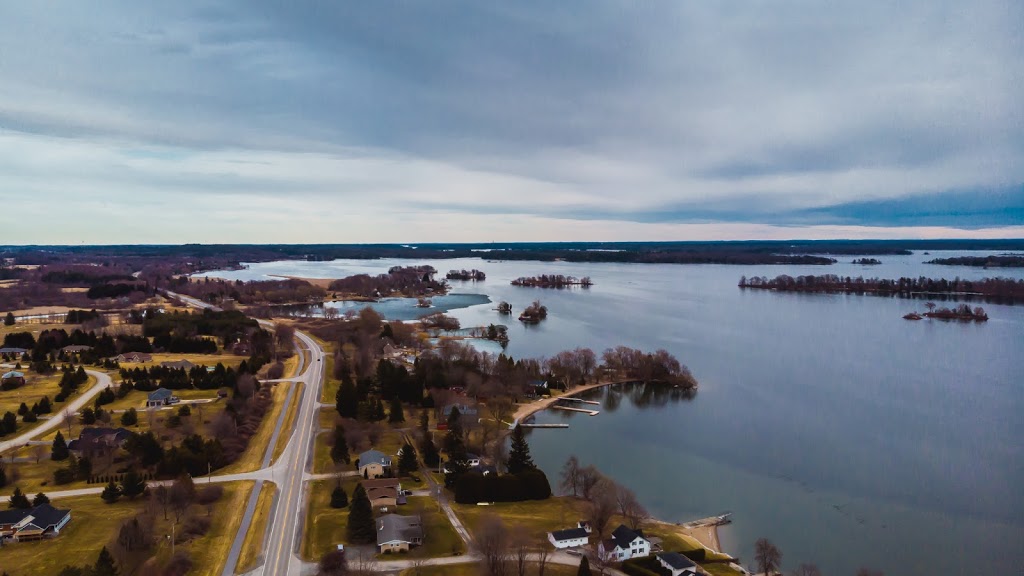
[184,515,211,537]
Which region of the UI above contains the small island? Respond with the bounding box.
[518,300,548,324]
[738,274,1024,303]
[852,258,881,265]
[416,297,432,308]
[926,254,1024,268]
[923,303,989,322]
[496,301,512,314]
[511,274,593,288]
[446,268,487,280]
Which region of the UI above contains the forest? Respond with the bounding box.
[739,274,1024,303]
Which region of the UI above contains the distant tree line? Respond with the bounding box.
[328,265,446,298]
[446,269,486,280]
[511,274,593,288]
[927,254,1024,268]
[170,275,327,305]
[739,274,1024,303]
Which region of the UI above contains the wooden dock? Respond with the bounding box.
[559,397,601,406]
[682,512,733,529]
[519,423,569,429]
[551,405,600,416]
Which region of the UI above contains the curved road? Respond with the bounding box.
[0,369,113,454]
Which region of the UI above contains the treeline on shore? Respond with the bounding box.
[511,274,593,288]
[739,274,1024,303]
[927,254,1024,268]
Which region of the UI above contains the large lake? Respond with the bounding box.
[202,252,1024,575]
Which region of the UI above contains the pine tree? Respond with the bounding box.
[8,487,31,509]
[120,408,138,426]
[93,546,119,576]
[506,424,535,474]
[443,407,464,455]
[17,402,28,416]
[577,555,592,576]
[419,409,429,434]
[421,435,440,468]
[336,379,359,419]
[346,484,376,544]
[51,431,70,461]
[120,469,146,499]
[373,398,386,421]
[398,443,418,476]
[0,463,6,488]
[101,480,122,504]
[4,312,14,326]
[32,492,50,506]
[330,425,350,464]
[388,396,404,423]
[330,485,348,508]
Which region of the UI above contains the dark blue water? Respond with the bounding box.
[202,253,1024,575]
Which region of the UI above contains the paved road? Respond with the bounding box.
[0,369,113,453]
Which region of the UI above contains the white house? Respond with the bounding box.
[598,524,651,562]
[657,552,699,576]
[548,527,589,549]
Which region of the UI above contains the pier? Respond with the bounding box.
[682,512,733,529]
[558,397,601,406]
[519,423,570,429]
[551,405,600,416]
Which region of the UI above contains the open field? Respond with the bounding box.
[301,477,360,561]
[118,352,248,371]
[0,374,99,443]
[236,481,278,574]
[0,480,253,576]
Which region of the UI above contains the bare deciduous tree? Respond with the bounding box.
[477,514,510,576]
[755,538,782,576]
[31,444,46,464]
[560,455,581,497]
[579,465,602,500]
[614,483,648,530]
[589,478,618,539]
[510,527,531,576]
[790,564,822,576]
[535,538,551,576]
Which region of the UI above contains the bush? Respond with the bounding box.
[183,515,211,537]
[619,558,664,576]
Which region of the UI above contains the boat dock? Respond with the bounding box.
[552,405,600,416]
[559,397,601,406]
[682,512,733,529]
[519,423,570,429]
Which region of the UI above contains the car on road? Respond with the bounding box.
[401,489,413,496]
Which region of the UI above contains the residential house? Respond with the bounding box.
[358,449,392,479]
[160,360,196,370]
[441,403,478,418]
[657,552,699,576]
[0,347,28,358]
[146,388,179,407]
[0,504,72,542]
[1,371,25,388]
[363,478,405,509]
[117,352,153,363]
[598,524,651,562]
[577,520,593,534]
[375,514,424,553]
[61,345,93,356]
[548,527,589,549]
[67,427,132,455]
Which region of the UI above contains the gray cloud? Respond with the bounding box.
[0,0,1021,242]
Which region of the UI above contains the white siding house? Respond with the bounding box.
[547,527,589,549]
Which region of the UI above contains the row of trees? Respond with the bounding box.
[511,275,593,288]
[446,269,486,281]
[740,274,1024,302]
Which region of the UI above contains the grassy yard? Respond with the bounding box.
[0,373,93,422]
[301,477,360,561]
[218,382,292,475]
[0,480,253,576]
[399,564,578,576]
[236,481,277,574]
[98,387,221,413]
[453,496,591,538]
[318,407,337,430]
[0,458,89,497]
[270,382,303,465]
[378,496,465,559]
[118,352,247,371]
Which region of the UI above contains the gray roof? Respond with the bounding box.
[609,524,645,550]
[0,347,28,354]
[359,449,390,466]
[148,388,173,401]
[1,371,24,379]
[0,504,70,531]
[550,527,589,542]
[376,514,423,546]
[659,552,697,571]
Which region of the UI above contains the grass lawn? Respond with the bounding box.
[301,477,361,561]
[320,348,339,404]
[118,352,247,371]
[0,458,89,497]
[453,496,591,538]
[270,382,303,465]
[0,373,95,428]
[218,382,292,475]
[236,481,277,574]
[0,482,253,576]
[642,523,734,563]
[700,563,746,576]
[318,407,337,430]
[378,496,465,559]
[399,564,578,576]
[312,430,349,475]
[103,388,222,413]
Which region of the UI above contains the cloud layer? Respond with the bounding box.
[0,1,1021,243]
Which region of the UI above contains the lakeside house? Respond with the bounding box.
[548,525,589,549]
[146,388,179,407]
[358,449,392,479]
[598,524,651,562]
[0,504,72,542]
[376,513,423,553]
[1,371,26,388]
[657,552,699,576]
[117,352,153,363]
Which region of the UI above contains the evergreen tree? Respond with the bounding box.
[120,408,138,426]
[506,424,536,474]
[80,407,96,424]
[8,487,31,509]
[443,407,464,455]
[419,409,429,435]
[398,443,418,476]
[51,431,70,461]
[373,398,386,421]
[388,396,404,423]
[330,425,350,464]
[421,435,440,468]
[17,402,28,416]
[37,396,51,414]
[23,410,37,423]
[32,492,50,506]
[346,484,376,544]
[93,546,119,576]
[0,463,6,488]
[121,469,146,499]
[4,312,14,326]
[330,485,348,508]
[577,555,592,576]
[2,411,16,434]
[336,379,359,419]
[77,456,93,481]
[101,480,122,504]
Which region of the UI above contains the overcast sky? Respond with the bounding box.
[1,1,1021,243]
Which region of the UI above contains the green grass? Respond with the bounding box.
[453,496,591,537]
[377,496,465,559]
[236,481,277,574]
[0,458,88,497]
[301,477,360,561]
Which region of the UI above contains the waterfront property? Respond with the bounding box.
[358,449,392,479]
[599,524,651,562]
[376,513,424,553]
[657,552,699,576]
[0,504,72,542]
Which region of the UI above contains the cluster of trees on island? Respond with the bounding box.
[511,274,593,288]
[328,265,446,298]
[926,254,1024,268]
[905,302,989,322]
[739,274,1024,303]
[518,300,548,324]
[446,268,486,280]
[851,258,881,265]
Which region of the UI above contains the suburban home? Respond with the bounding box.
[577,520,593,534]
[160,360,196,370]
[0,504,72,542]
[68,427,132,454]
[146,388,179,407]
[61,345,93,355]
[657,552,699,576]
[1,371,26,388]
[0,347,28,357]
[440,403,478,419]
[548,527,589,549]
[358,449,392,479]
[375,514,424,553]
[117,352,153,363]
[598,525,651,562]
[363,478,405,509]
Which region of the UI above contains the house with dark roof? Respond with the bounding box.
[117,352,153,363]
[548,526,589,549]
[0,347,28,357]
[657,552,699,576]
[376,514,424,553]
[146,387,178,407]
[358,449,392,479]
[598,524,651,562]
[61,345,93,355]
[68,427,132,454]
[0,504,72,542]
[160,360,196,370]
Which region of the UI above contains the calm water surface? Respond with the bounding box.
[203,252,1024,575]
